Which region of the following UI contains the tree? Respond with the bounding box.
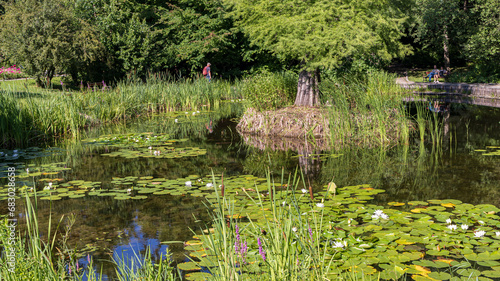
[465,0,500,75]
[0,0,102,86]
[412,0,476,72]
[224,0,410,106]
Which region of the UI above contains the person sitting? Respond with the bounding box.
[439,67,448,79]
[425,65,439,82]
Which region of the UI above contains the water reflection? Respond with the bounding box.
[1,102,499,278]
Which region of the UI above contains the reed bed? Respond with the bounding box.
[0,76,237,148]
[321,71,413,148]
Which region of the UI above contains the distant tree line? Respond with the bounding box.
[0,0,498,97]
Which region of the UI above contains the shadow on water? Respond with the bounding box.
[1,101,500,279]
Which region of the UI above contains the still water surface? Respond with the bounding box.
[2,101,500,279]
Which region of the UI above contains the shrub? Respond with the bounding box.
[239,70,297,111]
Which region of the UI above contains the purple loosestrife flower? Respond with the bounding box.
[258,237,266,261]
[235,224,240,252]
[234,224,248,264]
[309,227,313,241]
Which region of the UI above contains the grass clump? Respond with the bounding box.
[238,70,297,111]
[320,70,412,148]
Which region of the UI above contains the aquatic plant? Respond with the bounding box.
[177,169,500,280]
[320,70,412,149]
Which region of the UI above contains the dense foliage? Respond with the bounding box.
[0,0,499,83]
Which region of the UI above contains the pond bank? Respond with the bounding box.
[237,106,411,148]
[396,77,500,100]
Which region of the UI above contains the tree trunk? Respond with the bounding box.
[443,25,450,73]
[294,68,320,106]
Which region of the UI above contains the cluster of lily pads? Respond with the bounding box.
[0,160,271,201]
[0,147,63,163]
[174,184,500,280]
[83,133,207,159]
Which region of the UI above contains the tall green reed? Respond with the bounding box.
[321,71,411,148]
[1,74,237,148]
[196,170,337,280]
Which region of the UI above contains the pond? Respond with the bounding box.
[1,101,500,279]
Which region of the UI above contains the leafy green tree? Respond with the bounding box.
[412,0,477,72]
[157,0,241,77]
[465,0,500,76]
[224,0,410,106]
[0,0,102,86]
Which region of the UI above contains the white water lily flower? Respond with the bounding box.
[461,224,469,230]
[380,213,389,220]
[474,230,486,238]
[206,183,213,188]
[192,112,196,115]
[478,220,485,225]
[26,168,29,173]
[447,225,457,231]
[371,214,380,220]
[292,227,297,232]
[496,232,500,237]
[316,203,325,208]
[48,182,52,187]
[174,119,178,123]
[196,111,200,113]
[332,241,345,249]
[185,181,192,187]
[374,210,384,216]
[446,219,452,224]
[127,188,132,194]
[148,146,152,150]
[301,188,307,194]
[185,112,188,114]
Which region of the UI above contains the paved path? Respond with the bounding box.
[396,77,500,108]
[396,77,500,98]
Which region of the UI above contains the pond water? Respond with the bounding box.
[1,101,500,279]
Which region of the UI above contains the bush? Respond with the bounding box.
[0,65,27,80]
[239,70,297,111]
